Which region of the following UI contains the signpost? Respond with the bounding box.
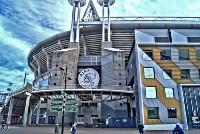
[51,102,63,107]
[65,102,78,107]
[50,98,63,112]
[50,94,78,112]
[50,107,63,112]
[51,98,63,102]
[50,92,78,134]
[66,107,78,112]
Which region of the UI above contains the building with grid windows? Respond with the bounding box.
[126,29,200,130]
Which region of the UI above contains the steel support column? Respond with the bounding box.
[76,2,81,42]
[107,1,111,41]
[28,103,33,124]
[102,1,105,41]
[70,2,76,42]
[23,94,31,127]
[7,98,14,125]
[36,98,41,125]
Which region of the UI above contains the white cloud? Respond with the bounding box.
[0,66,34,91]
[0,25,31,56]
[0,0,200,92]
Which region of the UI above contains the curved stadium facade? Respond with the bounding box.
[25,1,200,130]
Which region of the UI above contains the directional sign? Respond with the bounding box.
[65,102,78,108]
[51,102,63,108]
[50,107,63,112]
[66,97,78,101]
[66,107,77,112]
[51,98,63,102]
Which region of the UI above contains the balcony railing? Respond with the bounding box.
[34,84,132,92]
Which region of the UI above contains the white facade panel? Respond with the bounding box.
[171,30,187,43]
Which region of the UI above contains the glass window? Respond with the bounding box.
[148,107,159,119]
[163,69,172,79]
[144,67,155,78]
[168,108,177,118]
[165,88,174,98]
[143,50,153,60]
[155,37,169,43]
[161,50,171,60]
[197,50,200,60]
[179,50,189,60]
[39,78,48,87]
[146,87,157,98]
[181,69,190,78]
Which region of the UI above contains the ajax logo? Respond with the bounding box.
[78,68,99,89]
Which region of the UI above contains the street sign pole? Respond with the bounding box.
[61,66,67,134]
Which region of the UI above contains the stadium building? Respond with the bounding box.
[1,0,200,130]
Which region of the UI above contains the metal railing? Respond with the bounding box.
[110,16,200,22]
[80,17,200,25]
[34,84,132,91]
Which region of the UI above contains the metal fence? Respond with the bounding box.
[108,117,136,128]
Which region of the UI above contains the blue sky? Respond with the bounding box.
[0,0,200,92]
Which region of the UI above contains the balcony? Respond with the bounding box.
[33,84,132,92]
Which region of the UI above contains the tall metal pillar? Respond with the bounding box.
[36,98,41,125]
[107,1,111,41]
[97,0,115,42]
[70,2,76,42]
[28,103,33,124]
[68,0,86,43]
[23,94,31,127]
[102,1,105,41]
[7,98,14,125]
[76,2,81,42]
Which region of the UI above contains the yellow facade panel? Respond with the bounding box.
[143,104,163,124]
[140,46,193,84]
[141,64,183,123]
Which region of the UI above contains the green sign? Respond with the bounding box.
[51,102,63,108]
[66,97,78,101]
[65,102,78,108]
[51,98,63,102]
[66,107,77,112]
[50,107,63,112]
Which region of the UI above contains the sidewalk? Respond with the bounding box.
[0,125,199,134]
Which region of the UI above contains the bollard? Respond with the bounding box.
[54,124,59,133]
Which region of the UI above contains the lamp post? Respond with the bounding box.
[59,66,71,134]
[23,73,29,86]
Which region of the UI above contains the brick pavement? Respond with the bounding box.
[0,125,199,134]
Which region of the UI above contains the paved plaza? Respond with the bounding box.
[0,125,199,134]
